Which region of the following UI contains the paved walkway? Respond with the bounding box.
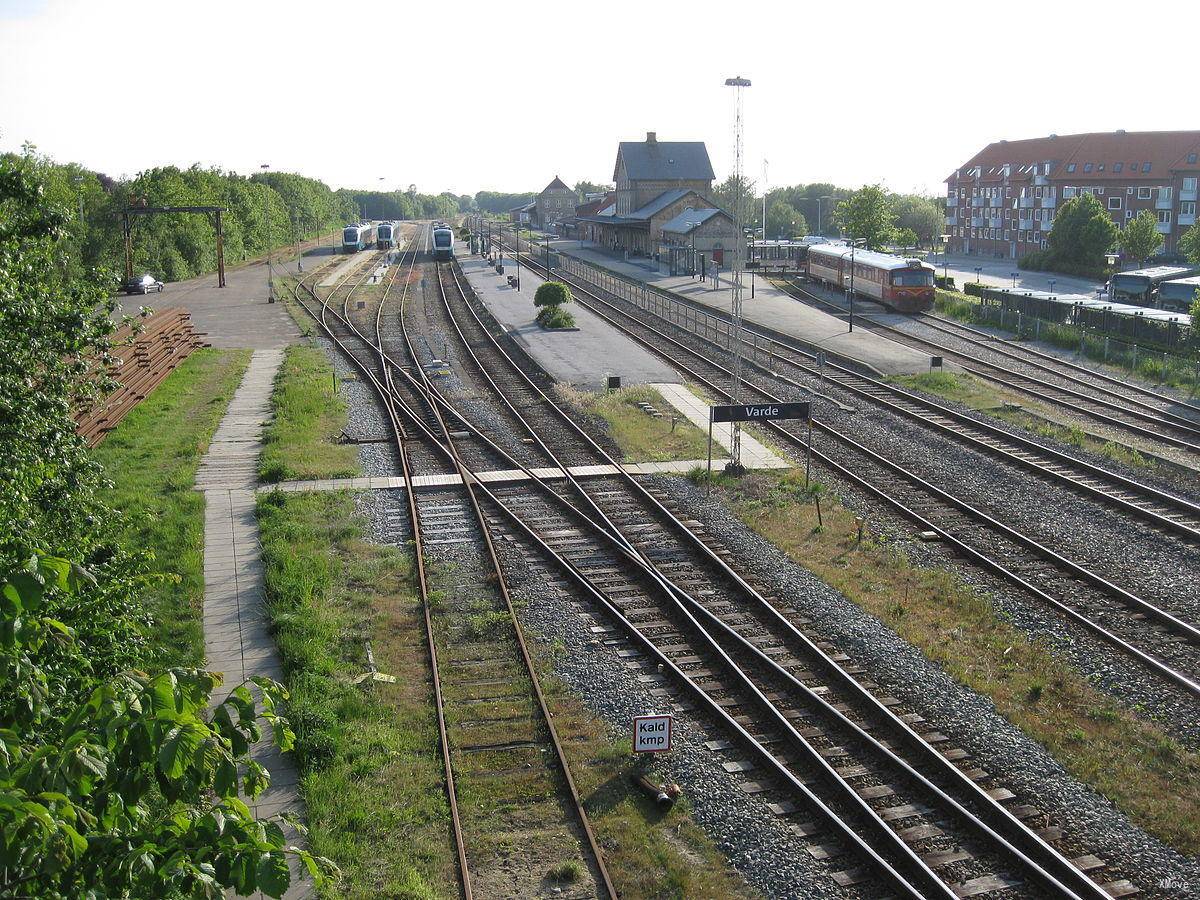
[458,247,681,389]
[549,241,932,376]
[196,349,311,900]
[651,382,789,469]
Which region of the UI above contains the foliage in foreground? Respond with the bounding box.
[534,280,575,328]
[0,154,331,897]
[1021,193,1118,278]
[0,558,336,898]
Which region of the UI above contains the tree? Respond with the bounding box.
[894,227,919,250]
[0,157,334,898]
[1118,209,1163,265]
[1180,222,1200,264]
[574,181,612,197]
[1192,291,1200,335]
[891,194,944,248]
[712,174,757,228]
[834,184,897,250]
[533,281,574,328]
[1044,193,1118,272]
[765,199,806,240]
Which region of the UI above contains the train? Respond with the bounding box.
[376,222,399,250]
[341,222,377,253]
[805,243,936,313]
[432,222,454,261]
[1109,264,1200,312]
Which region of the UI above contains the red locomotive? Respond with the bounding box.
[805,243,935,313]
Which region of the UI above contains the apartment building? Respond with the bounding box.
[945,130,1200,260]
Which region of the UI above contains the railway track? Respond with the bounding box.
[292,232,615,899]
[776,276,1200,454]
[374,250,1140,897]
[554,257,1200,543]
[493,236,1200,701]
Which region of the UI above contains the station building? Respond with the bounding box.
[579,132,738,262]
[945,130,1200,260]
[533,176,577,231]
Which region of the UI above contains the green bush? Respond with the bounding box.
[536,305,576,328]
[964,281,986,298]
[534,280,572,308]
[934,275,956,290]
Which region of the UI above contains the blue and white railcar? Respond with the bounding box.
[341,223,377,253]
[432,223,454,261]
[376,222,399,249]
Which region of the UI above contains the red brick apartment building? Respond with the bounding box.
[945,130,1200,260]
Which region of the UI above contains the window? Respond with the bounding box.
[1159,187,1173,201]
[1158,210,1171,225]
[1182,201,1196,216]
[1143,162,1152,173]
[1084,163,1094,173]
[1127,187,1134,195]
[1138,187,1152,200]
[1098,164,1105,172]
[1189,153,1198,164]
[1126,210,1133,220]
[1066,163,1077,172]
[1035,186,1044,198]
[1004,230,1011,240]
[1131,162,1138,171]
[1114,163,1123,173]
[1108,196,1123,210]
[1063,186,1077,198]
[1184,177,1197,191]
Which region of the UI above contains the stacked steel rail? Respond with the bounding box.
[75,307,207,446]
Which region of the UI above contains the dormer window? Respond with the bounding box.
[1066,163,1076,172]
[1083,163,1093,173]
[1114,163,1123,173]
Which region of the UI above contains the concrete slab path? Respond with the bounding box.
[651,382,789,470]
[196,348,311,900]
[457,246,681,390]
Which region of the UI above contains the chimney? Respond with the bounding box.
[646,131,657,144]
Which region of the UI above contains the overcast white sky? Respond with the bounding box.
[2,0,1195,199]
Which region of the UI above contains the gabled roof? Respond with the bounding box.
[949,130,1200,183]
[660,207,730,235]
[540,175,573,195]
[627,188,695,220]
[615,140,715,183]
[510,200,536,212]
[574,191,616,219]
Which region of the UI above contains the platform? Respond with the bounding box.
[457,245,682,390]
[550,241,934,376]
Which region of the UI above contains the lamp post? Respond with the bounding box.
[1011,272,1018,288]
[515,222,521,290]
[842,239,865,333]
[974,265,982,285]
[724,73,751,475]
[1049,278,1056,295]
[939,233,950,283]
[261,163,273,302]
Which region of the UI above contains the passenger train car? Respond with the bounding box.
[376,222,399,249]
[341,223,377,253]
[432,223,454,261]
[805,243,935,312]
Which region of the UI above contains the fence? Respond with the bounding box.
[555,255,786,372]
[940,294,1200,394]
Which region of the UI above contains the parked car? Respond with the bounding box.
[123,274,164,294]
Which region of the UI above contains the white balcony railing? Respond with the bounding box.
[1041,196,1057,208]
[1040,219,1054,231]
[945,216,958,227]
[1179,214,1196,227]
[1181,189,1198,202]
[946,196,958,207]
[971,216,986,228]
[1033,174,1049,186]
[1156,221,1171,234]
[1157,197,1173,210]
[1018,196,1036,208]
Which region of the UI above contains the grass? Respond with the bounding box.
[257,490,453,898]
[558,384,711,462]
[707,468,1200,854]
[92,348,251,668]
[259,344,360,483]
[895,370,1154,469]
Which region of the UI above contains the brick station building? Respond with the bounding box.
[945,130,1200,260]
[533,176,577,231]
[581,132,738,261]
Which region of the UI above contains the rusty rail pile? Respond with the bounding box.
[75,307,208,446]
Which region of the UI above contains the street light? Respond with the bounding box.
[724,73,751,475]
[1011,272,1018,288]
[974,265,982,284]
[842,239,866,333]
[261,163,273,302]
[939,233,950,283]
[1049,278,1056,296]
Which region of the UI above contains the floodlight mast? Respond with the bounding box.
[724,75,750,474]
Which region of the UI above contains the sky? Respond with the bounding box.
[2,0,1196,200]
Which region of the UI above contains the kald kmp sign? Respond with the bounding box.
[710,401,811,424]
[632,714,673,753]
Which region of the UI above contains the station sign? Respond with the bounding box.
[710,401,811,424]
[930,356,944,369]
[632,714,673,753]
